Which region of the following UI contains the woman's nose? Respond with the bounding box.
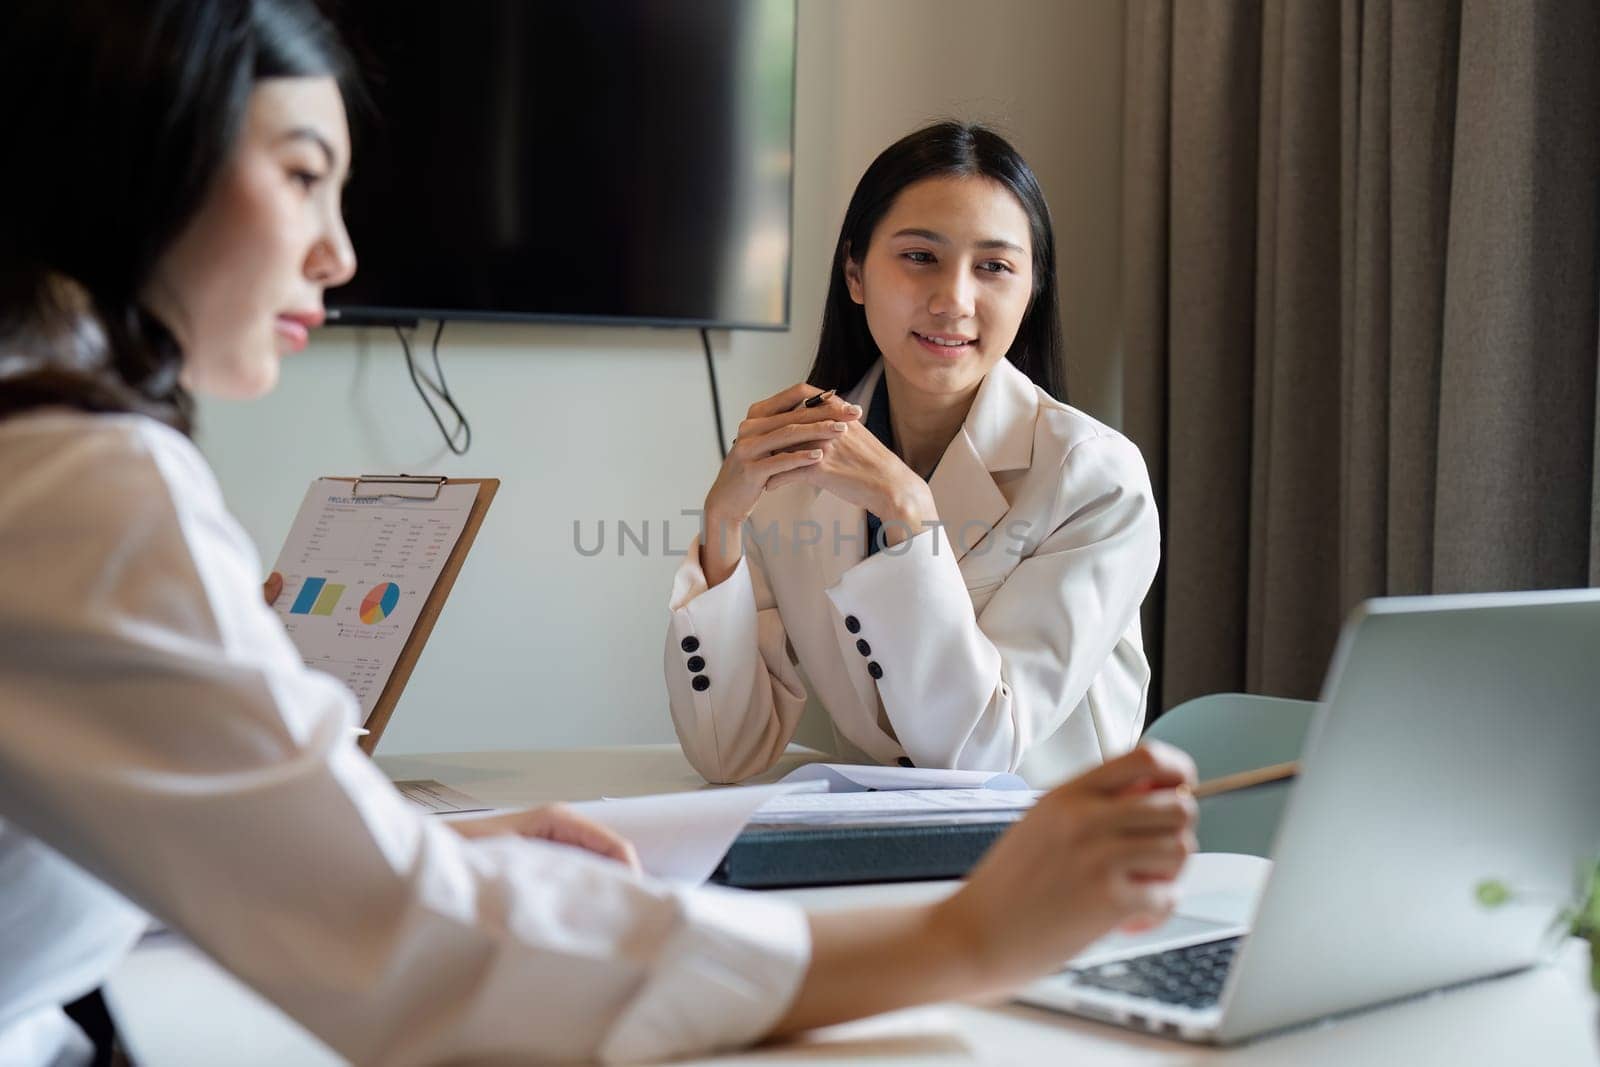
[307,215,357,288]
[928,266,976,320]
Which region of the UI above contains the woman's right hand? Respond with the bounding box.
[934,742,1199,993]
[700,383,862,587]
[770,742,1198,1037]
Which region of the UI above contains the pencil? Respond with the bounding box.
[1192,760,1299,799]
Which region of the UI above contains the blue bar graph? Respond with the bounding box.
[290,577,326,615]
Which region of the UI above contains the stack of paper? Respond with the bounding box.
[746,788,1040,827]
[775,762,1031,792]
[404,763,1037,885]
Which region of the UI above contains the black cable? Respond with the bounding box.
[701,327,728,459]
[397,320,472,455]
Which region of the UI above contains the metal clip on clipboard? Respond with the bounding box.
[351,474,449,500]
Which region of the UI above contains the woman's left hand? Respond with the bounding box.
[766,421,939,546]
[450,804,642,873]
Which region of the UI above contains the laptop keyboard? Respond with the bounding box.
[1070,936,1241,1010]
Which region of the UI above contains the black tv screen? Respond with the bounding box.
[328,0,796,329]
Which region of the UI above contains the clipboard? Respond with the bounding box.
[313,474,498,753]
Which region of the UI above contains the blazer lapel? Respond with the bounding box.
[929,358,1038,563]
[928,431,1011,562]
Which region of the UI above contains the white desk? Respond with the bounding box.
[105,746,1600,1066]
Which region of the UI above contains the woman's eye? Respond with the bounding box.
[978,260,1013,274]
[290,169,324,191]
[902,250,935,264]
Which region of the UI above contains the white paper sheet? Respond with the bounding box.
[422,764,1043,884]
[779,763,1030,792]
[747,788,1042,825]
[269,479,477,718]
[569,781,829,884]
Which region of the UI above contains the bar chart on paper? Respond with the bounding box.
[269,479,479,719]
[289,577,346,616]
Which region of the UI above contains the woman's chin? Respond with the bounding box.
[236,360,282,399]
[892,353,988,397]
[180,351,281,401]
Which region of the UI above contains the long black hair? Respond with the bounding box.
[0,0,355,434]
[806,121,1064,401]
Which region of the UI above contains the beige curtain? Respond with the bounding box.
[1122,0,1600,712]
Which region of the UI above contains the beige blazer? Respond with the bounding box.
[664,358,1159,786]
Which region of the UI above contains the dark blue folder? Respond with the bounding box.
[710,815,1021,889]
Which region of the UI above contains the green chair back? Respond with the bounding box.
[1143,693,1318,857]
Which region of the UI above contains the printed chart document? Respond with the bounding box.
[269,478,479,720]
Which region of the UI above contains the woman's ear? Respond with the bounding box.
[842,241,865,305]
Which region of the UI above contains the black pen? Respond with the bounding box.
[732,389,842,448]
[792,388,836,412]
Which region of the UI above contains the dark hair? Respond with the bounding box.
[806,121,1064,401]
[0,0,355,434]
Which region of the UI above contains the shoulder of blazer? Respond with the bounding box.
[1032,391,1145,471]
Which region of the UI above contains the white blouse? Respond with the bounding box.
[0,411,807,1066]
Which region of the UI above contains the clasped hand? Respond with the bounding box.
[702,383,937,579]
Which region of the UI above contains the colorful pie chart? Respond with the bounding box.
[360,581,400,624]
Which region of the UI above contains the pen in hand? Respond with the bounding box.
[772,390,845,456]
[792,388,835,412]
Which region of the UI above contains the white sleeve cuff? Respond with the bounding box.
[669,533,752,613]
[598,887,810,1064]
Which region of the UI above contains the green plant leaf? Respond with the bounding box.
[1474,879,1512,908]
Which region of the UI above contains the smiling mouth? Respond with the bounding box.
[913,331,977,353]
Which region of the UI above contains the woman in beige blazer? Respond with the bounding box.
[666,122,1159,786]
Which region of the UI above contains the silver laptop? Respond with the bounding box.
[1018,589,1600,1043]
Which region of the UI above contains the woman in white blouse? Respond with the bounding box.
[668,125,1160,786]
[0,3,1195,1064]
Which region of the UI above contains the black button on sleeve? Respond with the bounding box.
[686,655,705,672]
[680,636,700,653]
[867,661,883,680]
[855,639,871,657]
[691,674,711,692]
[844,615,861,634]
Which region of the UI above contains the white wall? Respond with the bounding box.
[198,0,1125,754]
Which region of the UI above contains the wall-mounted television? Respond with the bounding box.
[328,0,796,330]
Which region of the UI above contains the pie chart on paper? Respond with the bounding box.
[360,582,400,624]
